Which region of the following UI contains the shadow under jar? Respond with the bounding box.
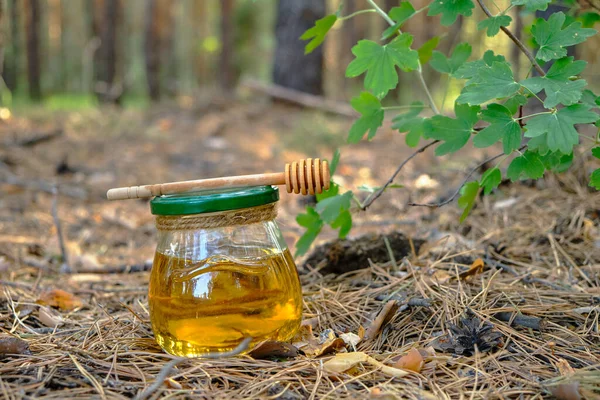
[148,186,302,357]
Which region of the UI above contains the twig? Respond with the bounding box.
[494,312,544,331]
[408,145,527,207]
[4,128,63,147]
[363,300,399,341]
[51,186,70,273]
[476,0,545,76]
[136,337,252,400]
[361,140,439,210]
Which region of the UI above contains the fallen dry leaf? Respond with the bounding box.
[340,332,361,347]
[0,334,31,356]
[358,325,366,340]
[459,258,485,280]
[323,352,409,378]
[394,348,424,373]
[369,387,399,399]
[363,300,399,341]
[249,341,299,359]
[37,289,83,311]
[550,359,581,400]
[37,306,65,328]
[303,329,345,357]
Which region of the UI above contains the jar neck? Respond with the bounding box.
[155,203,278,231]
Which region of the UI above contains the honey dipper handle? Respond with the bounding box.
[107,173,286,200]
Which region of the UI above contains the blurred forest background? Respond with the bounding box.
[2,0,600,112]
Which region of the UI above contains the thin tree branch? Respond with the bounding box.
[477,0,546,76]
[361,140,440,210]
[408,145,528,208]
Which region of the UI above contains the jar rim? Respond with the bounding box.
[150,185,279,216]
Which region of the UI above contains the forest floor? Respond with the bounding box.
[0,98,599,399]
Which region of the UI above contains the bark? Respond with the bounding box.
[3,0,18,92]
[219,0,235,91]
[25,0,41,100]
[96,0,120,103]
[273,0,325,95]
[144,0,160,100]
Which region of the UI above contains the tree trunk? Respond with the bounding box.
[96,0,120,103]
[25,0,41,100]
[3,0,18,92]
[144,0,161,100]
[219,0,235,92]
[273,0,325,95]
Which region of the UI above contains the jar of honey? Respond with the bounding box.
[148,186,303,357]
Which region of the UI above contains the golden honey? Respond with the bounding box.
[148,248,302,357]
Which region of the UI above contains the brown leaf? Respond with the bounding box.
[249,341,299,359]
[363,300,399,341]
[37,289,83,311]
[394,348,424,373]
[369,388,399,400]
[459,258,485,280]
[358,325,366,340]
[323,352,409,378]
[550,359,581,400]
[0,334,31,356]
[302,329,346,358]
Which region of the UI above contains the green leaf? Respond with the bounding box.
[346,34,419,98]
[521,57,587,108]
[329,149,341,176]
[391,102,425,147]
[478,15,512,37]
[590,169,600,190]
[296,207,323,256]
[524,104,599,154]
[592,147,600,159]
[540,151,573,172]
[315,191,352,223]
[458,181,480,222]
[506,151,545,181]
[503,94,528,114]
[331,209,352,238]
[532,12,596,62]
[453,50,505,79]
[424,103,480,155]
[382,3,416,40]
[316,181,339,202]
[581,89,600,108]
[511,0,551,12]
[428,0,475,26]
[480,168,501,195]
[418,36,440,64]
[579,12,600,28]
[457,61,521,105]
[473,103,522,154]
[348,92,385,143]
[430,42,472,74]
[301,14,337,55]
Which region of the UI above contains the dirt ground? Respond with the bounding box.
[1,99,599,399]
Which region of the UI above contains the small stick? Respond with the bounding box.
[51,186,70,273]
[494,312,544,331]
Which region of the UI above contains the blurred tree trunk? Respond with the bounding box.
[25,0,41,100]
[144,0,161,100]
[3,0,18,92]
[220,0,235,92]
[273,0,325,95]
[96,0,121,103]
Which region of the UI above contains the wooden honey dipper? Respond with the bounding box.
[106,158,330,200]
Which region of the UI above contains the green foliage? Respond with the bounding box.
[382,3,416,40]
[391,102,426,147]
[423,103,480,155]
[348,92,384,143]
[478,15,512,37]
[346,34,419,98]
[473,103,521,154]
[531,12,596,62]
[525,105,599,154]
[301,14,337,54]
[457,61,520,105]
[480,168,501,195]
[511,0,551,12]
[457,181,480,222]
[506,151,545,181]
[428,0,475,26]
[521,57,587,108]
[295,0,600,255]
[430,43,472,74]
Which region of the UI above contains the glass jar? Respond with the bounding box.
[148,186,302,357]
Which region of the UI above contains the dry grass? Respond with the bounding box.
[1,173,600,400]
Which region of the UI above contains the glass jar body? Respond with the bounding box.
[148,214,302,357]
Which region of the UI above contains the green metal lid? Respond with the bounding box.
[150,186,279,216]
